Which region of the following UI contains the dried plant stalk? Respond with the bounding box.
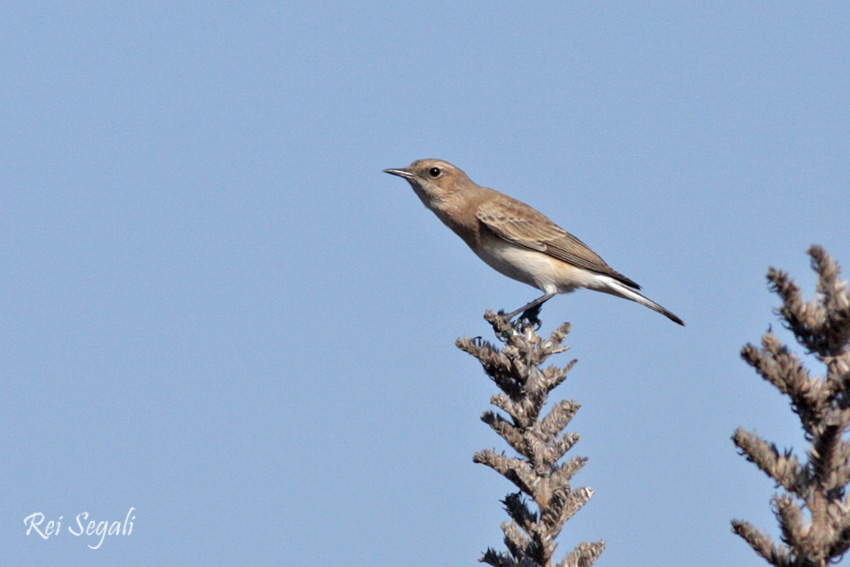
[458,311,604,567]
[733,246,850,567]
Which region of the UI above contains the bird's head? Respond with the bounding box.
[383,159,472,207]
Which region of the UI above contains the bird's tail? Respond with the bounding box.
[597,276,685,326]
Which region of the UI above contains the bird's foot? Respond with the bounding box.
[515,305,543,330]
[517,305,543,331]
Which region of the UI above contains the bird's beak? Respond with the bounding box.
[383,168,414,179]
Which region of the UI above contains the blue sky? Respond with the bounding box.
[2,3,849,566]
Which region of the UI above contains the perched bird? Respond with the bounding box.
[383,159,684,326]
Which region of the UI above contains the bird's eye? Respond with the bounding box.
[428,167,442,178]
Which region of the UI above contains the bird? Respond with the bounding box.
[383,158,684,326]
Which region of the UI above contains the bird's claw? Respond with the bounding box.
[515,305,543,330]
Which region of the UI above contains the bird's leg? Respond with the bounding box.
[502,292,556,327]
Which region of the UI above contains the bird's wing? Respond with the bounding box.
[476,197,641,289]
